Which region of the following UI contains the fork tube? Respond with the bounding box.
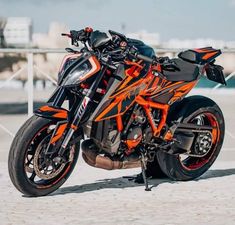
[48,87,67,107]
[59,66,107,153]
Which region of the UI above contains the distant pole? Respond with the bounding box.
[121,23,126,34]
[27,52,34,117]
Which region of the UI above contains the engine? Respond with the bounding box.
[81,107,158,171]
[89,118,120,154]
[89,108,146,156]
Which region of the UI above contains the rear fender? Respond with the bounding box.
[34,105,68,121]
[167,95,217,124]
[205,64,226,85]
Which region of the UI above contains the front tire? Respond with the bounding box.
[156,95,225,181]
[8,116,80,197]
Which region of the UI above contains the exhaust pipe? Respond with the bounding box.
[81,140,141,170]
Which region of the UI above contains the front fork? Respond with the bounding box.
[40,93,90,163]
[59,96,90,153]
[49,66,107,159]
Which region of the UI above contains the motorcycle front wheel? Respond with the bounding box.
[8,115,80,197]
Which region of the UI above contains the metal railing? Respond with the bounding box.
[0,48,235,138]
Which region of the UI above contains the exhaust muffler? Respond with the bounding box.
[81,140,141,170]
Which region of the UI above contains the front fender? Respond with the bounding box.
[34,105,68,120]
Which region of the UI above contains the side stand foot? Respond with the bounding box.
[141,154,151,191]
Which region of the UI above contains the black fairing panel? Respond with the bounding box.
[152,91,174,104]
[89,30,111,48]
[163,58,199,82]
[205,64,226,85]
[128,38,155,58]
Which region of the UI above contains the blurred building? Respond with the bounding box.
[33,22,69,48]
[163,38,235,49]
[0,18,6,47]
[32,22,70,80]
[3,17,32,47]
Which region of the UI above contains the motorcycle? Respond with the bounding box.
[8,27,226,196]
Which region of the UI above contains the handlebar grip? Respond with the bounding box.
[136,54,153,63]
[61,33,71,38]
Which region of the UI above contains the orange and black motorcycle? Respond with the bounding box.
[8,28,226,196]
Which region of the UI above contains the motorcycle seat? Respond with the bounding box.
[178,47,221,64]
[163,58,199,82]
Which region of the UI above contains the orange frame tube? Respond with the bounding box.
[115,95,169,136]
[135,96,169,136]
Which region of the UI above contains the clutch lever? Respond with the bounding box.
[65,48,79,54]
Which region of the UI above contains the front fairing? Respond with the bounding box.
[58,52,101,87]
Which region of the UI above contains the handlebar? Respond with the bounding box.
[129,47,180,71]
[135,53,180,71]
[61,27,180,71]
[135,53,154,63]
[61,27,93,46]
[61,33,71,38]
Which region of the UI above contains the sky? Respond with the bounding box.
[0,0,234,41]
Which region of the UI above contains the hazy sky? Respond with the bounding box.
[0,0,234,41]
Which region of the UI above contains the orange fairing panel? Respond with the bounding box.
[95,94,136,121]
[35,105,68,120]
[194,47,217,53]
[202,52,217,60]
[50,123,67,144]
[194,47,221,62]
[168,81,197,104]
[95,77,148,121]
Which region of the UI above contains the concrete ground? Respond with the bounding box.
[0,89,235,225]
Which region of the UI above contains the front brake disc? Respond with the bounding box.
[33,136,66,180]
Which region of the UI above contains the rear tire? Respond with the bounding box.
[8,116,80,197]
[145,155,166,178]
[156,95,225,181]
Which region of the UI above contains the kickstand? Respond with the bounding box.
[141,154,151,191]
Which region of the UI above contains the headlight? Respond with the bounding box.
[61,55,101,87]
[58,54,81,84]
[63,61,92,86]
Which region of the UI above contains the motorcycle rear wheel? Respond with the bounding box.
[156,95,225,181]
[8,115,80,197]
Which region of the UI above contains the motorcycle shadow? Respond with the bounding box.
[51,168,235,196]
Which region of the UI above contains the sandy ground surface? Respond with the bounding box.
[1,160,235,225]
[0,89,235,225]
